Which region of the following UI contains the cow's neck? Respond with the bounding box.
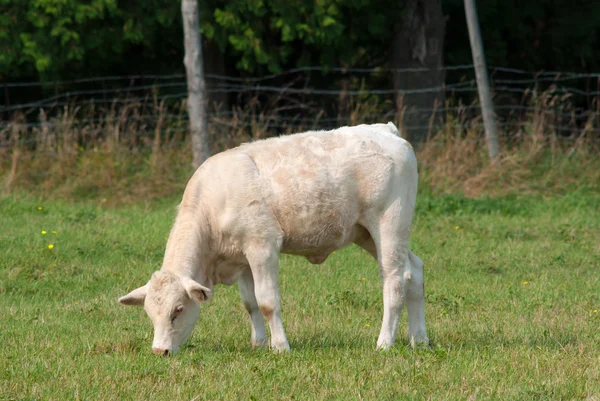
[161,208,211,288]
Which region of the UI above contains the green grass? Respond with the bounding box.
[1,191,599,400]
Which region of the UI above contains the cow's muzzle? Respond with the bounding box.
[152,348,170,356]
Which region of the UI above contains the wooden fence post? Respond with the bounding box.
[464,0,500,163]
[182,0,210,169]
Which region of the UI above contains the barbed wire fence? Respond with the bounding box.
[2,64,600,153]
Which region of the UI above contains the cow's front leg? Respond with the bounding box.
[238,267,268,348]
[245,245,290,352]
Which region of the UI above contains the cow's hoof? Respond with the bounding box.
[252,338,269,348]
[376,338,394,351]
[271,341,290,353]
[410,335,430,350]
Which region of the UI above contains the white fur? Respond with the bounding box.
[118,122,429,354]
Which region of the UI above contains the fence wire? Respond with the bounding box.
[2,64,600,148]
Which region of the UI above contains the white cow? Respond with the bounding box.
[118,122,428,355]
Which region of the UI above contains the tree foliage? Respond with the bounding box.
[1,0,600,83]
[201,0,400,73]
[444,0,600,71]
[0,0,183,81]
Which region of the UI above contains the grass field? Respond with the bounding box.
[1,189,599,400]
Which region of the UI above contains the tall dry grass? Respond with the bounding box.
[1,89,598,206]
[418,88,600,196]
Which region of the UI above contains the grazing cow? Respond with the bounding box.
[118,122,428,355]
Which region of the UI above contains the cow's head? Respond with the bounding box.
[118,270,211,356]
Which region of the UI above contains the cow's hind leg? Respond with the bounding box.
[375,233,406,350]
[366,206,413,350]
[245,244,290,352]
[238,267,268,348]
[405,251,428,347]
[356,224,428,349]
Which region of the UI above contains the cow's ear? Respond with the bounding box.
[118,284,148,306]
[181,277,211,303]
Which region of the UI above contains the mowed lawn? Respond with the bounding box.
[1,191,599,400]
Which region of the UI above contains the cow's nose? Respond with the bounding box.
[152,348,169,356]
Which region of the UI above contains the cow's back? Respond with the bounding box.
[192,123,417,257]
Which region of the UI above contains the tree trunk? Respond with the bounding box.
[391,0,446,143]
[182,0,210,169]
[204,38,229,111]
[337,69,350,126]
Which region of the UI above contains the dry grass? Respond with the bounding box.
[1,89,599,205]
[418,121,599,197]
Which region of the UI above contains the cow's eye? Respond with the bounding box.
[171,305,184,322]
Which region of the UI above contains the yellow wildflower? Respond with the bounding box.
[51,230,57,234]
[41,230,47,235]
[47,244,54,249]
[523,281,529,285]
[361,277,366,281]
[365,324,370,327]
[37,206,43,211]
[455,226,459,230]
[594,310,598,314]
